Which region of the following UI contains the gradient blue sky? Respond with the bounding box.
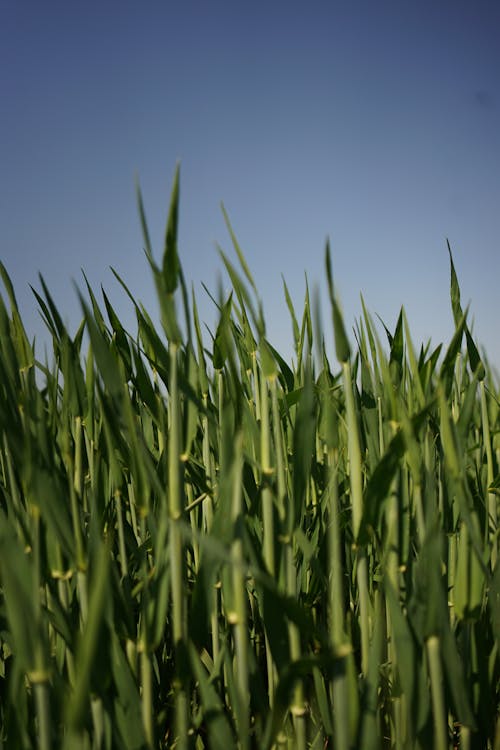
[1,1,499,371]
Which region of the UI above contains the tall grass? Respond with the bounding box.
[0,167,499,749]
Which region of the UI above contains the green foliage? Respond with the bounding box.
[0,171,499,749]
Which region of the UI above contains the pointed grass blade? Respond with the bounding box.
[325,239,350,364]
[65,540,111,731]
[448,240,463,328]
[163,162,181,294]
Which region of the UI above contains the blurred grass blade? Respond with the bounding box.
[163,162,181,294]
[325,239,350,363]
[448,240,463,328]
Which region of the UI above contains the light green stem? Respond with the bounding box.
[480,380,497,569]
[426,635,447,750]
[168,343,188,749]
[230,432,250,750]
[342,360,370,674]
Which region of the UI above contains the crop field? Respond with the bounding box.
[0,167,499,749]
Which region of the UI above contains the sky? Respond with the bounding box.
[1,1,499,374]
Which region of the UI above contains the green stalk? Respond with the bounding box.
[260,370,277,707]
[168,342,188,749]
[31,508,51,750]
[68,452,85,575]
[202,393,214,494]
[272,372,305,739]
[34,679,51,750]
[342,360,370,675]
[377,396,384,456]
[73,416,85,513]
[261,373,275,577]
[115,489,128,578]
[413,481,426,548]
[2,435,23,537]
[252,350,261,422]
[229,432,250,750]
[90,697,105,749]
[140,518,154,749]
[460,724,471,750]
[168,343,183,522]
[356,552,370,676]
[327,454,344,643]
[286,542,307,750]
[385,424,402,746]
[127,481,141,546]
[426,635,448,750]
[480,380,497,569]
[57,577,76,686]
[270,376,286,523]
[385,420,400,596]
[342,361,363,537]
[210,374,223,665]
[327,448,349,750]
[199,398,215,612]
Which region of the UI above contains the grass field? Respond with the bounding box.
[0,167,499,749]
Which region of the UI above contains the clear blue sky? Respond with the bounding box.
[1,1,499,372]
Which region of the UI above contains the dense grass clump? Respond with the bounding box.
[0,167,499,749]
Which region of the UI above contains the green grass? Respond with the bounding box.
[0,166,499,749]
